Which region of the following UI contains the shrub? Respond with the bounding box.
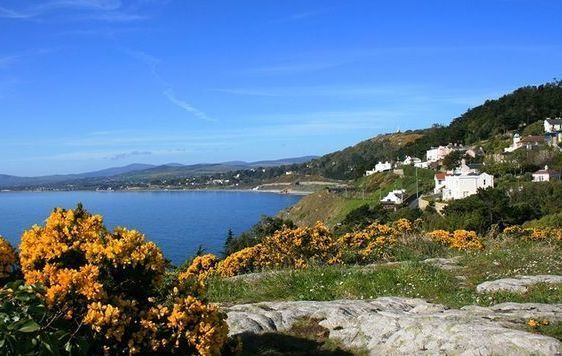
[0,236,17,282]
[257,222,340,269]
[223,216,295,256]
[13,205,228,355]
[0,281,92,355]
[502,226,562,241]
[337,223,398,263]
[427,229,483,250]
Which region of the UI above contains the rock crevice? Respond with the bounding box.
[225,297,562,355]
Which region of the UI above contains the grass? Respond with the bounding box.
[536,322,562,341]
[458,238,562,288]
[208,262,471,307]
[208,239,562,309]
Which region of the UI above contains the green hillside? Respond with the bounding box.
[298,81,562,180]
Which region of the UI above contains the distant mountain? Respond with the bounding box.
[0,163,156,188]
[0,156,318,189]
[113,156,319,181]
[250,156,319,167]
[76,164,156,178]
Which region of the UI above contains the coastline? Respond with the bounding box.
[0,188,313,196]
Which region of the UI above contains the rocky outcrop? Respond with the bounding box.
[225,297,562,355]
[476,275,562,294]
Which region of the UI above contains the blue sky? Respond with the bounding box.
[1,0,561,176]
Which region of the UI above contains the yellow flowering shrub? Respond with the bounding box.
[255,222,339,269]
[0,235,17,280]
[179,254,220,282]
[216,245,263,277]
[17,205,227,355]
[177,254,221,296]
[502,226,562,241]
[427,230,451,244]
[338,223,399,262]
[427,229,483,250]
[450,230,483,250]
[392,218,413,234]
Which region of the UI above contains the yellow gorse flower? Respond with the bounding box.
[0,235,17,279]
[16,205,227,355]
[427,229,483,250]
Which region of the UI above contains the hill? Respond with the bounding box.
[0,156,318,189]
[0,163,156,189]
[296,81,562,180]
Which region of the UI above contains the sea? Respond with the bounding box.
[0,191,301,265]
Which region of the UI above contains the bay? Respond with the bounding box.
[0,191,301,265]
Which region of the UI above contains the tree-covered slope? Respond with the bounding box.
[300,81,562,180]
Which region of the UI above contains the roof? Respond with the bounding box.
[533,169,561,176]
[435,172,447,180]
[545,118,562,125]
[520,135,544,143]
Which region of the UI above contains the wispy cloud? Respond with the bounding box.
[273,9,327,23]
[238,45,562,76]
[0,0,147,22]
[0,49,54,69]
[106,150,152,160]
[240,60,345,75]
[123,48,214,122]
[212,84,424,98]
[163,89,215,122]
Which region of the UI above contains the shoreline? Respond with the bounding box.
[0,188,314,196]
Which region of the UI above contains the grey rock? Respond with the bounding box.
[224,297,562,355]
[476,275,562,294]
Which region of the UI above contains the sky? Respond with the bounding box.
[1,0,561,176]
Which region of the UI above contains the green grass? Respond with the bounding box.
[208,239,562,309]
[458,239,562,288]
[208,262,471,307]
[536,322,562,341]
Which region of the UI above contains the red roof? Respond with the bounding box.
[435,172,447,180]
[520,136,544,143]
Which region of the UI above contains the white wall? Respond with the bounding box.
[442,173,494,201]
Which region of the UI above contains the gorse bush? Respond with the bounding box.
[0,236,17,282]
[1,205,228,355]
[426,229,484,250]
[191,219,423,278]
[501,226,562,241]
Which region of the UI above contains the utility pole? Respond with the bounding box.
[416,167,420,199]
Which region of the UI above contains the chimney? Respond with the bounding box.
[545,165,549,170]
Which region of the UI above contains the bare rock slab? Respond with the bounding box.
[476,275,562,294]
[225,297,562,355]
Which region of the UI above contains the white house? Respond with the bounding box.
[504,133,522,152]
[375,161,392,172]
[441,173,494,201]
[381,189,406,205]
[366,161,392,176]
[449,159,479,175]
[414,161,429,169]
[532,166,561,182]
[544,118,562,133]
[426,145,462,163]
[434,172,448,195]
[403,156,421,165]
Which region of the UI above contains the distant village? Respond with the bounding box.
[370,118,562,208]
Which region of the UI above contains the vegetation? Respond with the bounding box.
[0,205,228,355]
[279,81,562,180]
[207,237,561,310]
[223,216,295,256]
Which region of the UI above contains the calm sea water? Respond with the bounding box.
[0,191,301,265]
